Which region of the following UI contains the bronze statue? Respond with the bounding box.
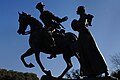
[36,2,68,59]
[17,12,81,78]
[71,6,109,77]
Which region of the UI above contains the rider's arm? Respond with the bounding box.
[47,11,67,23]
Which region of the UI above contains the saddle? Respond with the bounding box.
[52,29,65,37]
[46,29,65,59]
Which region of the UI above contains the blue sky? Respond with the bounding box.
[0,0,120,78]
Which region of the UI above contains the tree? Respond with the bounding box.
[111,53,120,79]
[111,70,120,79]
[65,69,80,79]
[0,68,39,80]
[111,53,120,69]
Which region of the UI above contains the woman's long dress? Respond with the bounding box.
[77,14,108,76]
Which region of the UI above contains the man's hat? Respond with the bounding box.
[36,2,45,9]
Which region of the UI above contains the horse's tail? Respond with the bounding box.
[65,32,78,53]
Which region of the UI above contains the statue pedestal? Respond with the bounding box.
[40,75,64,80]
[82,76,118,80]
[40,75,118,80]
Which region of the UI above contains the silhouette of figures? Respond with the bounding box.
[36,2,68,59]
[71,6,109,77]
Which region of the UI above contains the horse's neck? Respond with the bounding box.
[29,17,43,32]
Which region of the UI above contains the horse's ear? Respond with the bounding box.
[22,11,26,14]
[22,11,27,15]
[18,12,21,15]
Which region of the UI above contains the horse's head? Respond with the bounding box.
[17,12,31,35]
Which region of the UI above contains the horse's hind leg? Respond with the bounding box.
[21,48,35,68]
[58,55,73,78]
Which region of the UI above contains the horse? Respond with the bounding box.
[17,12,80,78]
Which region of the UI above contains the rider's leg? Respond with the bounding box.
[48,31,56,47]
[46,31,57,59]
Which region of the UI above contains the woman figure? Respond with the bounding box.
[71,6,109,77]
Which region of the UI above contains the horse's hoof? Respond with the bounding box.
[44,70,52,76]
[28,63,35,68]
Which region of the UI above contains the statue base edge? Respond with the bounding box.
[40,75,118,80]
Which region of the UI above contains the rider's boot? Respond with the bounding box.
[48,38,57,59]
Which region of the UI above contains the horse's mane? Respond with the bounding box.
[29,16,43,28]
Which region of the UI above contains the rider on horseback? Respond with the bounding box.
[36,2,68,59]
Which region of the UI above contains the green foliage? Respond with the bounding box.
[111,53,120,69]
[111,53,120,79]
[0,69,39,80]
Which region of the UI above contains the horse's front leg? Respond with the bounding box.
[35,51,52,76]
[21,48,35,68]
[58,55,73,78]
